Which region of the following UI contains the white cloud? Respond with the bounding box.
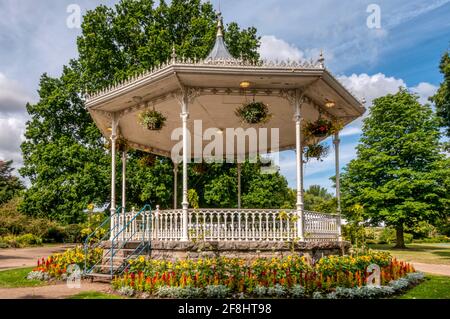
[0,72,33,114]
[259,35,332,63]
[0,72,32,172]
[259,35,305,61]
[338,73,406,106]
[411,82,438,104]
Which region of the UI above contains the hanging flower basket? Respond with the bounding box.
[304,119,342,138]
[104,137,127,152]
[138,110,167,131]
[192,162,208,174]
[138,154,157,167]
[304,143,330,162]
[235,101,271,124]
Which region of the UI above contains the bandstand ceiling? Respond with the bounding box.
[86,62,365,158]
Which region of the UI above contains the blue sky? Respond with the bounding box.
[0,0,449,192]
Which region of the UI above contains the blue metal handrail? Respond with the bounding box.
[83,206,122,274]
[109,204,151,275]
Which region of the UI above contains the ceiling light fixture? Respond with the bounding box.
[325,99,336,108]
[240,81,251,89]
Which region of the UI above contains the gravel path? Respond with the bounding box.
[412,262,450,277]
[0,281,112,299]
[0,244,75,270]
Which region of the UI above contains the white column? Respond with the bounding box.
[173,162,178,209]
[334,132,342,240]
[181,93,189,241]
[110,115,118,240]
[294,90,305,241]
[121,150,126,240]
[237,163,241,209]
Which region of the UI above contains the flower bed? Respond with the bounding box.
[30,246,102,280]
[111,251,422,298]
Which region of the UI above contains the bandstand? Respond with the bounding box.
[84,13,365,275]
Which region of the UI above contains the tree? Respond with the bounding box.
[340,88,449,248]
[303,185,336,214]
[430,51,450,143]
[20,0,262,222]
[0,160,24,205]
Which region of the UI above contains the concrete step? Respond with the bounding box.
[84,273,113,281]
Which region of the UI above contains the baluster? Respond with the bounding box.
[245,214,248,241]
[216,212,220,241]
[272,213,276,241]
[223,212,228,241]
[251,212,256,241]
[238,211,242,241]
[170,213,174,241]
[258,212,262,240]
[265,212,269,241]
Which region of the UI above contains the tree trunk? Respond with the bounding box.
[394,224,405,248]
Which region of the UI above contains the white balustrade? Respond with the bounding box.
[116,208,340,242]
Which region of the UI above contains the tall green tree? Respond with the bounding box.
[303,185,336,214]
[20,0,263,223]
[430,50,450,142]
[0,160,24,205]
[340,88,449,248]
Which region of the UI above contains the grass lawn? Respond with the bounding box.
[368,243,450,265]
[0,267,45,288]
[67,291,122,299]
[399,274,450,299]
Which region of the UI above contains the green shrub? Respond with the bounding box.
[378,227,396,244]
[16,234,42,246]
[0,234,42,248]
[413,235,450,243]
[61,224,83,243]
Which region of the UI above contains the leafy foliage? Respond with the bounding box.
[138,110,167,130]
[430,51,450,140]
[341,88,449,248]
[235,101,271,124]
[304,144,330,162]
[0,160,24,205]
[303,185,336,214]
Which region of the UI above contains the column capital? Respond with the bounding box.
[293,114,304,122]
[180,112,189,120]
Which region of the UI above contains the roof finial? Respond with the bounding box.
[216,11,223,37]
[171,43,177,64]
[318,49,325,68]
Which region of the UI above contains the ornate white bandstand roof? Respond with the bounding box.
[86,17,365,158]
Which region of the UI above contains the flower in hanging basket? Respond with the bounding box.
[138,154,157,167]
[304,143,330,162]
[104,136,128,152]
[235,101,271,124]
[304,119,343,138]
[138,110,167,131]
